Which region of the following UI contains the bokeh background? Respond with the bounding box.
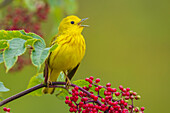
[1,0,170,112]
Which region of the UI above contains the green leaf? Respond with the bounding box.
[72,79,89,87]
[0,40,8,49]
[0,30,31,40]
[0,30,48,72]
[0,52,3,64]
[27,73,44,96]
[20,31,46,46]
[25,38,39,47]
[55,89,69,100]
[0,82,10,92]
[0,30,45,45]
[31,41,50,71]
[3,38,26,72]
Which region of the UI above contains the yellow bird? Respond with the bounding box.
[42,15,88,94]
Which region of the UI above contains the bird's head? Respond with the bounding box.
[58,15,88,34]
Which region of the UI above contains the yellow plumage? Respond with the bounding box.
[42,15,87,94]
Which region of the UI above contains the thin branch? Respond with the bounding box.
[0,82,102,107]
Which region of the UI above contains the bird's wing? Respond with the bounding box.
[67,63,80,81]
[43,34,60,81]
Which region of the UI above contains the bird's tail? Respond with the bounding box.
[42,68,60,94]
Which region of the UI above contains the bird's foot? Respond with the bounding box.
[47,80,53,88]
[65,79,71,90]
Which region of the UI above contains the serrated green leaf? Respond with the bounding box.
[25,38,39,47]
[20,30,46,46]
[0,52,3,64]
[0,82,10,92]
[0,30,31,40]
[31,41,50,71]
[0,40,8,49]
[55,89,69,100]
[27,73,44,96]
[4,38,26,72]
[72,79,89,87]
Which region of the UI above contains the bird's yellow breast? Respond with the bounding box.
[49,34,86,71]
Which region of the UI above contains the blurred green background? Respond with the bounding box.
[1,0,170,112]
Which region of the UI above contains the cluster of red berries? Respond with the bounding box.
[0,3,49,71]
[3,107,10,113]
[65,76,145,113]
[0,3,49,35]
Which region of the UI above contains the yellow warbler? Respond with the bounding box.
[42,15,88,94]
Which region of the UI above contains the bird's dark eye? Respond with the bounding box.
[71,21,74,24]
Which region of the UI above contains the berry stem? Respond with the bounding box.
[0,82,102,107]
[131,99,134,113]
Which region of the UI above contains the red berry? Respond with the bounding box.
[84,97,88,101]
[85,78,89,81]
[122,92,126,96]
[89,84,92,88]
[98,85,102,89]
[101,98,105,102]
[122,88,126,92]
[3,107,7,111]
[107,87,112,91]
[133,92,137,96]
[95,78,100,83]
[115,92,120,96]
[135,108,139,112]
[141,107,145,111]
[119,85,123,90]
[107,91,111,95]
[93,96,98,101]
[89,79,93,84]
[65,96,69,100]
[135,95,141,100]
[126,92,130,96]
[125,96,130,100]
[129,105,132,109]
[95,87,99,92]
[106,83,111,87]
[126,88,130,91]
[123,102,128,106]
[130,95,134,99]
[89,76,94,80]
[69,107,74,112]
[75,86,79,91]
[90,94,95,98]
[112,88,117,92]
[120,99,124,104]
[65,100,69,104]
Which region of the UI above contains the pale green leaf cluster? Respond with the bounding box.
[0,30,58,72]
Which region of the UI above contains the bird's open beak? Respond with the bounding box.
[78,18,89,27]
